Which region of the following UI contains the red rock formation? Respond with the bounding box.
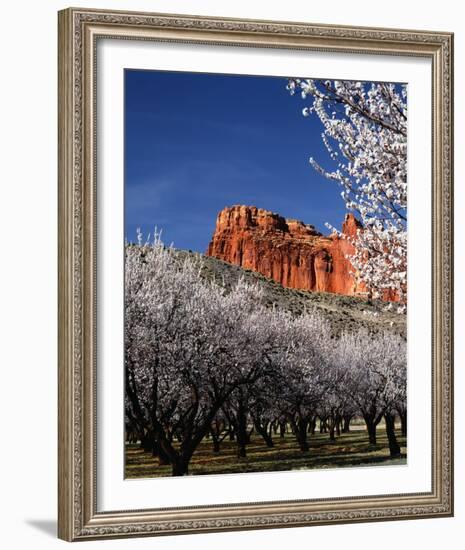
[206,205,367,297]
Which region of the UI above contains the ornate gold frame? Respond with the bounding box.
[58,7,454,541]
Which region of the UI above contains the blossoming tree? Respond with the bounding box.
[125,233,278,475]
[287,78,407,306]
[273,311,332,452]
[125,232,407,474]
[333,328,406,455]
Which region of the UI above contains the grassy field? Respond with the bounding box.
[125,427,407,478]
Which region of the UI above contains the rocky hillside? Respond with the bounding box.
[207,206,361,296]
[176,249,406,338]
[207,205,367,296]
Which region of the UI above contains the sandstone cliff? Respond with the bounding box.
[206,205,366,297]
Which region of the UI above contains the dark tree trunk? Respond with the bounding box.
[262,430,274,448]
[141,433,153,453]
[236,402,248,458]
[329,423,336,441]
[236,436,247,458]
[166,410,220,476]
[364,416,377,445]
[399,410,407,436]
[279,422,286,438]
[310,418,316,435]
[335,416,341,437]
[210,419,226,453]
[172,459,189,476]
[384,412,401,458]
[298,422,309,451]
[212,437,221,453]
[342,415,352,433]
[157,447,170,466]
[253,419,274,447]
[291,417,309,452]
[150,437,171,465]
[228,422,236,441]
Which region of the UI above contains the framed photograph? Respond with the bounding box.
[58,7,453,541]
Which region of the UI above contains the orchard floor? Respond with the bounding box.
[125,427,407,478]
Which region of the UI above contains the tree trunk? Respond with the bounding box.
[228,423,235,441]
[141,433,152,453]
[329,423,336,441]
[172,459,189,476]
[310,418,316,435]
[236,436,247,458]
[293,418,309,452]
[384,412,401,458]
[212,437,221,453]
[157,447,170,466]
[342,415,352,433]
[253,419,274,447]
[298,428,309,451]
[236,415,248,458]
[279,422,286,438]
[150,438,170,465]
[231,394,250,458]
[364,417,377,445]
[399,410,407,436]
[210,420,225,453]
[335,416,341,437]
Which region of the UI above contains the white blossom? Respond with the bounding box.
[288,78,407,307]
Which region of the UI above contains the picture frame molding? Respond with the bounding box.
[58,7,454,541]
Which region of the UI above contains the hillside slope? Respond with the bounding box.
[176,249,406,337]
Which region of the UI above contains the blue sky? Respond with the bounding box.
[125,69,349,252]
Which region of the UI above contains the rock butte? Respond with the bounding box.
[207,205,386,299]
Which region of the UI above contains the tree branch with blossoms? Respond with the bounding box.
[287,78,407,309]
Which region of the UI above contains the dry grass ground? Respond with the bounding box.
[125,427,407,478]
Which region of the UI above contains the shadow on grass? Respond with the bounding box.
[125,429,407,479]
